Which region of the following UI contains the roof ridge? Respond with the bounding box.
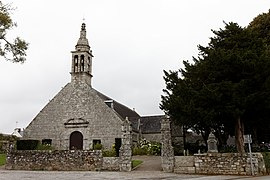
[141,115,165,118]
[92,88,140,118]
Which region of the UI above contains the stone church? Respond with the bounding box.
[23,23,183,150]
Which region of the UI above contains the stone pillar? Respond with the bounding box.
[207,132,218,153]
[119,117,132,171]
[161,116,175,172]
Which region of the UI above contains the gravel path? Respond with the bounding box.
[132,155,162,171]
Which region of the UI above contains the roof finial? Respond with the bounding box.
[81,16,86,30]
[81,23,86,31]
[76,20,89,48]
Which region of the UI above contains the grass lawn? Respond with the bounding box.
[0,154,6,166]
[132,160,143,168]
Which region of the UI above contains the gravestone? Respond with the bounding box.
[207,132,218,153]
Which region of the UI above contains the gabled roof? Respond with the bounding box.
[94,89,164,134]
[23,82,124,139]
[94,89,140,120]
[140,115,165,133]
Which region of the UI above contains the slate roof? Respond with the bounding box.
[93,89,164,134]
[94,89,140,120]
[140,115,165,133]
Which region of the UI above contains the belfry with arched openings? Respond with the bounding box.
[22,23,183,151]
[23,23,139,150]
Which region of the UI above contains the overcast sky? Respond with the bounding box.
[0,0,269,134]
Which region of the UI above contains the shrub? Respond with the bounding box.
[16,140,39,150]
[102,148,116,157]
[148,142,161,155]
[262,152,270,174]
[0,134,18,152]
[0,141,3,153]
[36,143,54,150]
[184,140,207,155]
[93,143,103,150]
[173,145,184,156]
[0,134,18,141]
[132,139,161,156]
[132,146,148,155]
[251,144,270,152]
[219,145,238,153]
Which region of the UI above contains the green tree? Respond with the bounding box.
[248,9,270,44]
[161,22,270,153]
[0,1,28,63]
[246,10,270,144]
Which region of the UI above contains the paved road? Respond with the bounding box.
[0,170,261,180]
[1,156,270,179]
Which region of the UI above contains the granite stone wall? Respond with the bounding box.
[194,153,266,175]
[161,117,174,172]
[174,153,266,175]
[23,81,123,150]
[102,157,120,171]
[119,118,132,172]
[174,156,195,174]
[6,150,103,171]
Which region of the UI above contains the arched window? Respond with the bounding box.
[80,55,84,71]
[88,57,91,73]
[74,55,79,72]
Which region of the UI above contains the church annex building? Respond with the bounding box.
[23,23,182,150]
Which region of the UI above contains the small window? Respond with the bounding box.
[42,139,52,146]
[93,139,101,145]
[93,139,101,150]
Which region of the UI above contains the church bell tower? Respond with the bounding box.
[71,23,93,86]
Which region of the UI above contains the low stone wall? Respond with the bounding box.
[174,156,195,174]
[102,157,120,171]
[6,150,103,171]
[194,153,266,175]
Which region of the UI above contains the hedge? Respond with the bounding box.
[16,140,39,150]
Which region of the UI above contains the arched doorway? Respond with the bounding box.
[69,131,83,150]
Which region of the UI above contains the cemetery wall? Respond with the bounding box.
[174,153,266,175]
[102,157,120,171]
[174,156,195,174]
[5,118,133,172]
[6,150,104,171]
[194,153,266,175]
